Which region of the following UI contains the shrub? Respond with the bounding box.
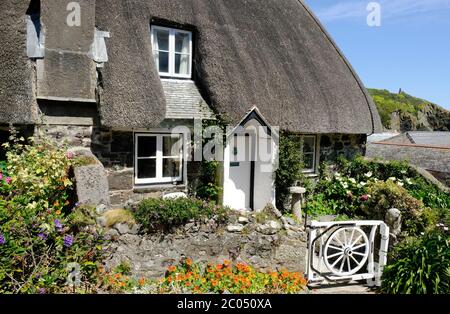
[363,180,427,236]
[382,230,450,294]
[338,156,450,212]
[159,259,308,294]
[133,197,228,233]
[68,205,98,229]
[0,135,105,294]
[196,161,221,203]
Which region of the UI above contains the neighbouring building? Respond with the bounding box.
[0,0,382,210]
[367,131,450,186]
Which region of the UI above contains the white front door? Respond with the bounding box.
[223,135,253,210]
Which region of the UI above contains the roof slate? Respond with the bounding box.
[406,132,450,147]
[162,80,215,120]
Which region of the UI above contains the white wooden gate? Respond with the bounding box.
[306,220,390,287]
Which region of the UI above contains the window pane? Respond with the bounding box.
[153,29,169,51]
[163,158,181,178]
[175,32,190,53]
[175,53,190,75]
[137,159,156,179]
[158,51,169,73]
[304,153,314,170]
[137,136,156,157]
[303,137,315,154]
[163,136,182,157]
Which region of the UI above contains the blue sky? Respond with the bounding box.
[304,0,450,110]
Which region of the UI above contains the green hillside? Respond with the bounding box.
[368,88,450,131]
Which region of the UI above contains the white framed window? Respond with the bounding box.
[301,135,317,173]
[151,25,192,78]
[135,133,184,184]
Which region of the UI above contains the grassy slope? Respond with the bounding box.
[368,88,450,131]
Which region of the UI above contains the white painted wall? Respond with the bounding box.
[223,117,277,211]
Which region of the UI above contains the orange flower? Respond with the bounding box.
[211,279,218,287]
[53,201,59,207]
[115,273,122,279]
[55,210,61,215]
[215,264,223,270]
[139,277,146,286]
[223,260,231,267]
[185,258,192,266]
[185,282,191,287]
[167,265,176,273]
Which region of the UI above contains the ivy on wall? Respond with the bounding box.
[275,131,310,212]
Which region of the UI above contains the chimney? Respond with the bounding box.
[36,0,96,102]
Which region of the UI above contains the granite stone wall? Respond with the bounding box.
[103,209,308,279]
[319,134,367,163]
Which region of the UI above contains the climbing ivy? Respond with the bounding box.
[275,131,310,212]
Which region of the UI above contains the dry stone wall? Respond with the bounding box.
[103,210,308,280]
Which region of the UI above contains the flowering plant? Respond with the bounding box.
[158,259,308,294]
[0,134,105,294]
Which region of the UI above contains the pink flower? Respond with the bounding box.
[5,177,11,184]
[0,173,3,180]
[359,195,370,202]
[66,151,74,160]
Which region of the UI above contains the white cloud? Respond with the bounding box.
[313,0,450,23]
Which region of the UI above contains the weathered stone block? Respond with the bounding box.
[107,168,134,191]
[74,164,110,206]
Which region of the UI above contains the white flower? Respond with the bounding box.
[444,227,448,231]
[420,232,425,236]
[401,170,407,174]
[405,178,413,185]
[349,178,356,184]
[365,171,373,178]
[334,172,341,177]
[388,177,396,181]
[359,181,366,187]
[342,182,348,189]
[397,182,404,187]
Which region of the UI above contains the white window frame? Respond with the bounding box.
[135,133,184,185]
[301,135,317,174]
[151,25,193,79]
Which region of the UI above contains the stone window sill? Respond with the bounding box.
[133,184,187,193]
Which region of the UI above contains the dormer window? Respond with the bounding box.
[151,26,192,78]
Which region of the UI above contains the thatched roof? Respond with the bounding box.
[1,0,381,134]
[96,0,381,133]
[0,1,38,125]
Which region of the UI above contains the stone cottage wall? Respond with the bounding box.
[103,210,308,279]
[319,134,367,163]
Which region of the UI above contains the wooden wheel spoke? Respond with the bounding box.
[328,244,344,251]
[351,234,363,247]
[353,251,366,257]
[346,256,351,272]
[327,251,343,259]
[331,255,344,268]
[348,229,355,246]
[343,229,347,246]
[332,236,344,247]
[352,243,366,251]
[339,257,345,273]
[350,255,360,266]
